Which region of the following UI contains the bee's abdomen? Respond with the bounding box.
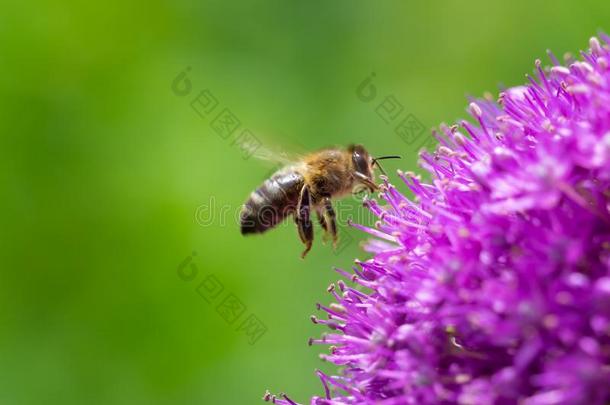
[240,170,304,235]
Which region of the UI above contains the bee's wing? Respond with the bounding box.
[247,135,306,166]
[251,145,296,165]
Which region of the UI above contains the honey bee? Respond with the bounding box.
[240,144,400,258]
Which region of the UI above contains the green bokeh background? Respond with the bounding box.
[2,1,609,404]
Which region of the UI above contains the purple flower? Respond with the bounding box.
[266,35,610,404]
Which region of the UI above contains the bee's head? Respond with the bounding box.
[348,144,374,179]
[349,144,401,192]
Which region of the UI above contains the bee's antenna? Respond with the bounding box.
[372,155,401,176]
[373,155,402,161]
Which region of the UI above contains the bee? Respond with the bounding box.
[240,144,400,258]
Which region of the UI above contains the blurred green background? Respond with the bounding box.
[2,1,609,404]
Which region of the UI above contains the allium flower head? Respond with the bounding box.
[266,35,610,405]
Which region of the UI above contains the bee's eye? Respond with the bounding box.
[352,149,370,176]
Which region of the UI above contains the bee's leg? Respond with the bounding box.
[354,172,378,192]
[322,197,338,249]
[316,210,330,243]
[317,211,328,231]
[296,185,314,258]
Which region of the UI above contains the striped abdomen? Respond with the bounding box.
[240,168,304,235]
